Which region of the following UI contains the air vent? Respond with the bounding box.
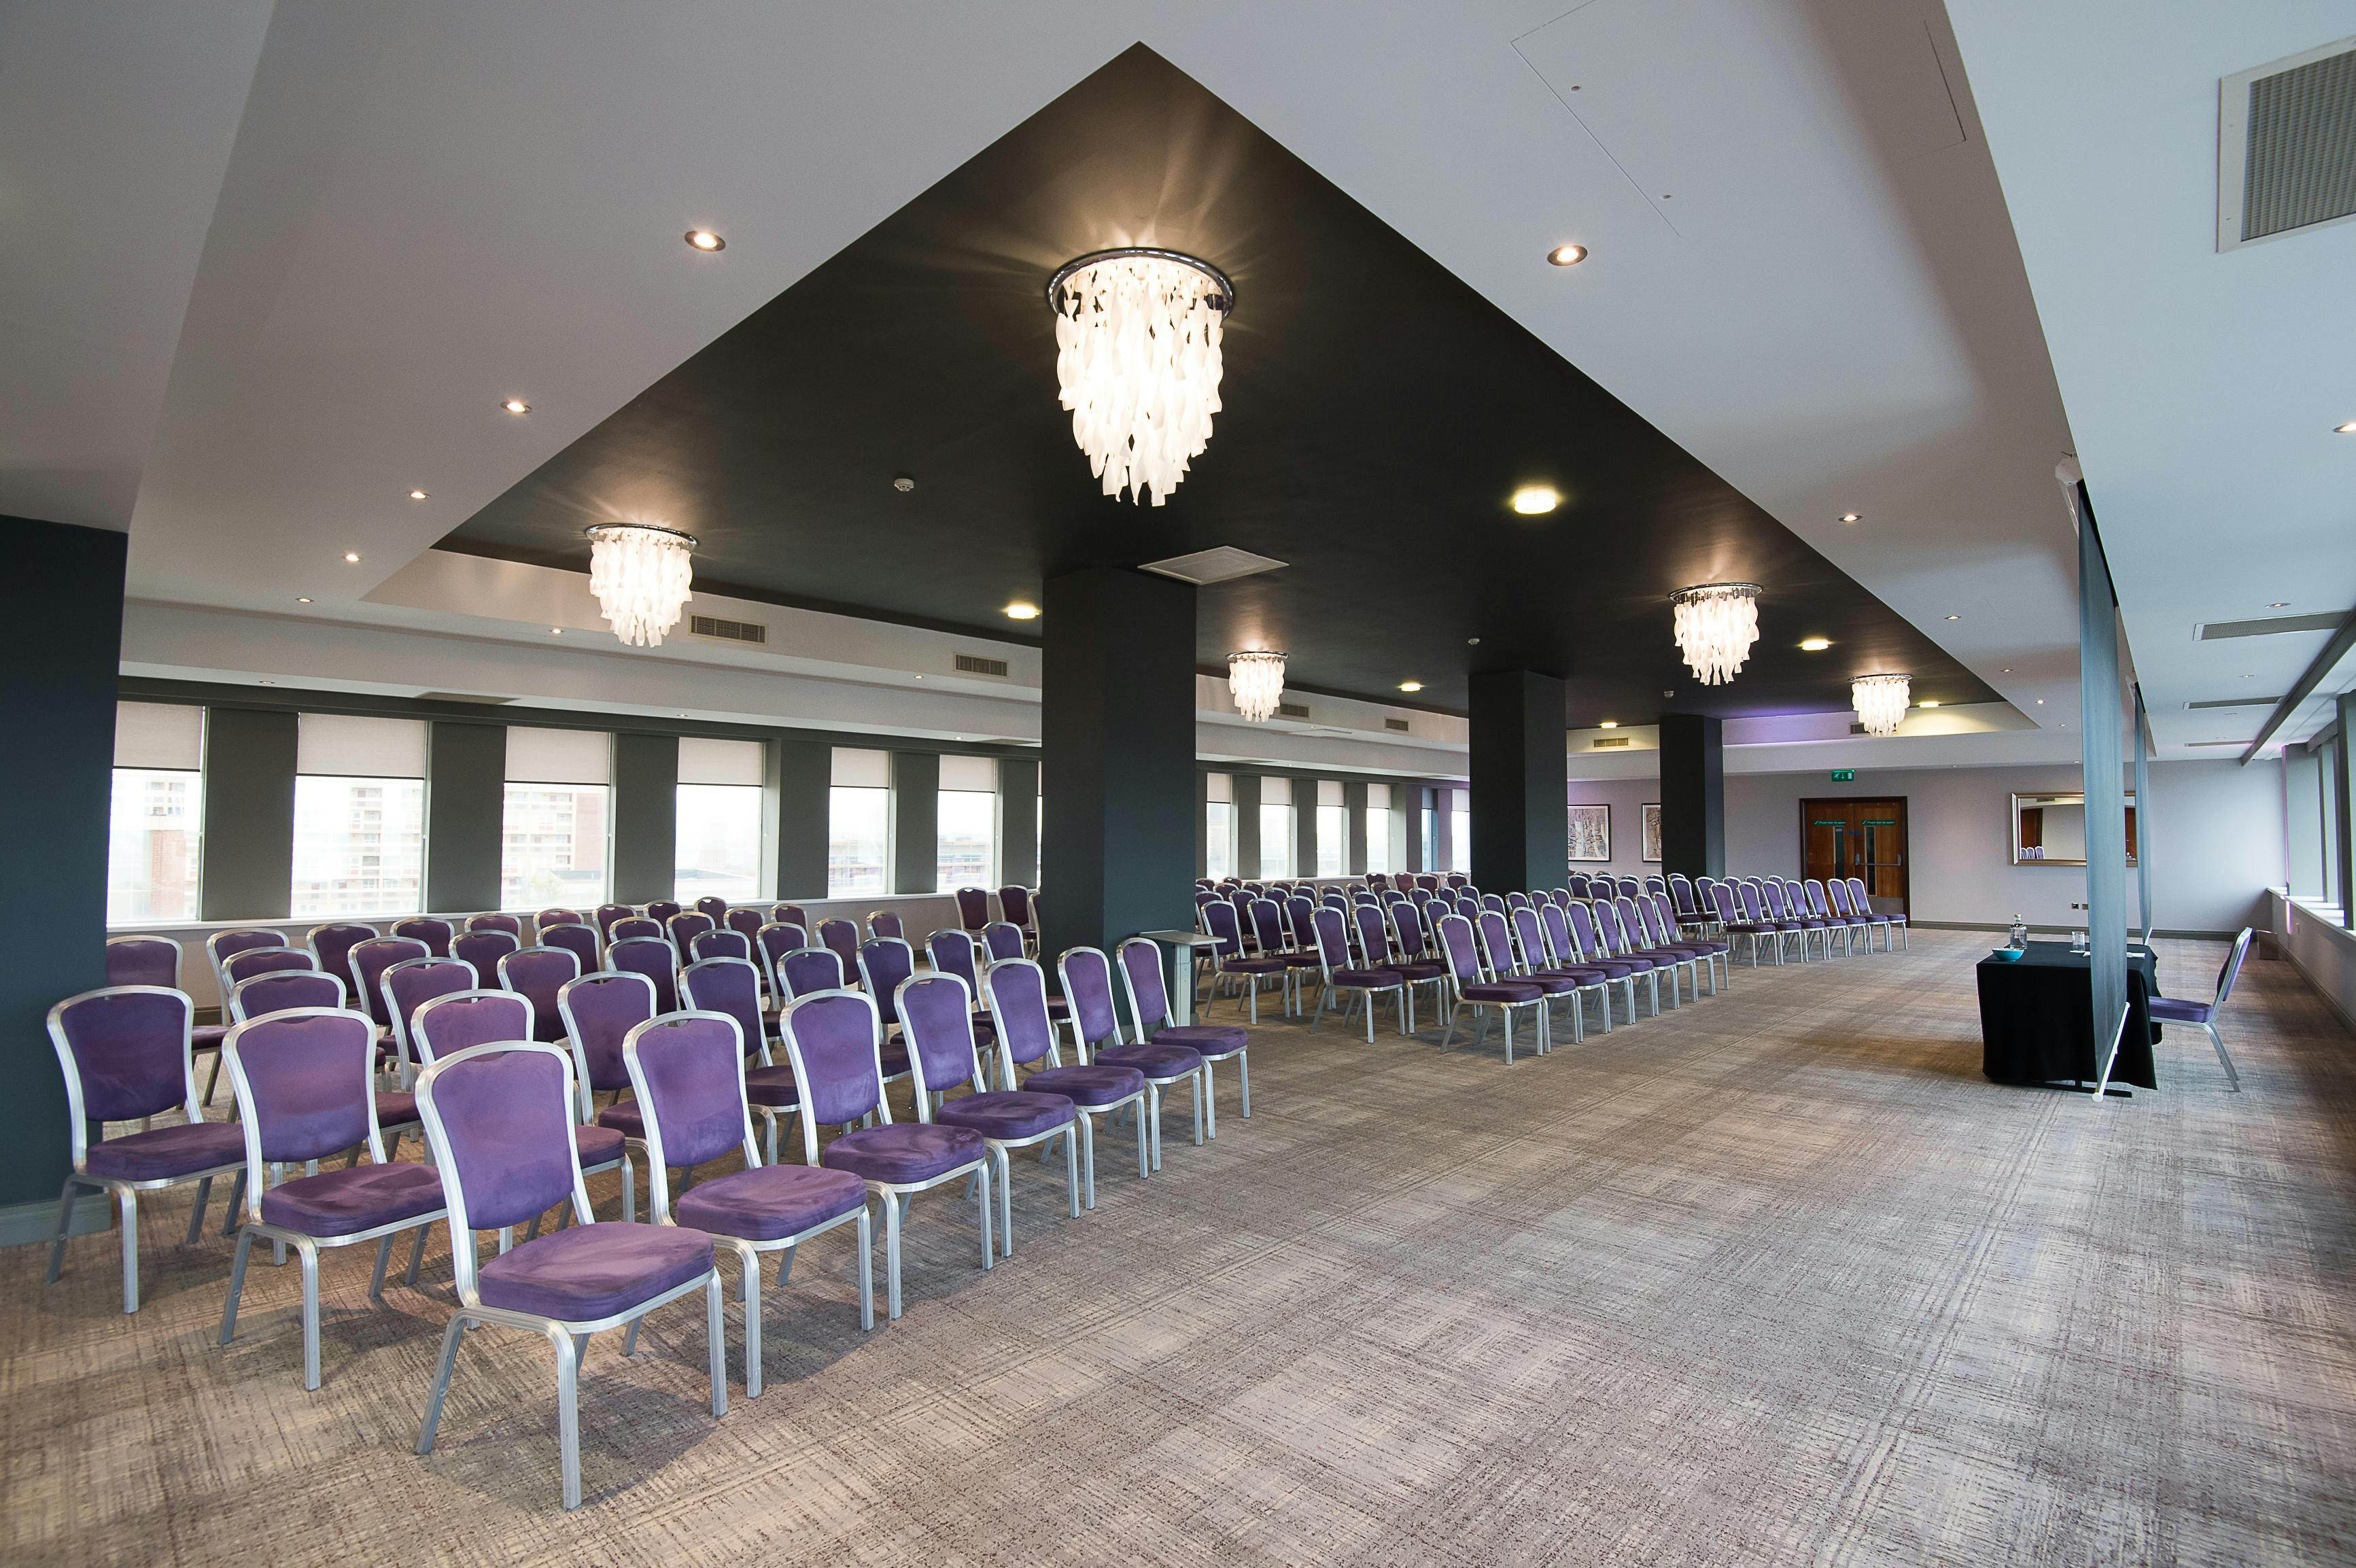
[688,614,767,646]
[1385,718,1411,732]
[1591,735,1631,749]
[2220,39,2356,249]
[1137,546,1287,586]
[1277,701,1311,720]
[2185,739,2259,748]
[418,691,514,705]
[2197,611,2343,639]
[953,654,1009,678]
[2187,695,2286,709]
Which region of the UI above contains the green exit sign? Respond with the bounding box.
[1830,769,1856,782]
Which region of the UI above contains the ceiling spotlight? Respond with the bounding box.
[1599,720,1619,729]
[1467,637,1481,646]
[296,597,311,604]
[893,475,916,493]
[343,551,361,563]
[685,229,725,251]
[1944,614,1960,620]
[1510,485,1561,515]
[1547,243,1588,266]
[2001,667,2011,673]
[1839,512,1860,524]
[501,398,530,415]
[1799,636,1832,652]
[2037,699,2045,704]
[1398,680,1423,693]
[2337,421,2356,434]
[1918,700,1941,709]
[1049,248,1232,506]
[2268,601,2290,608]
[551,627,563,635]
[408,489,430,501]
[1003,602,1039,620]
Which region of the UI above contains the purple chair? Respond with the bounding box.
[693,895,729,924]
[1843,877,1907,949]
[500,946,584,1042]
[923,930,999,1049]
[349,935,429,1030]
[680,958,803,1164]
[815,918,861,985]
[217,1009,446,1387]
[228,969,345,1022]
[560,971,659,1213]
[1614,896,1699,1004]
[1258,897,1324,1016]
[1709,881,1777,967]
[413,1041,723,1510]
[1816,879,1871,956]
[1564,900,1645,1024]
[392,917,455,957]
[997,886,1037,950]
[1645,892,1727,992]
[691,928,752,964]
[769,903,809,930]
[1528,903,1615,1040]
[381,956,479,1087]
[667,911,716,956]
[757,922,808,991]
[1591,901,1671,1014]
[780,990,992,1322]
[542,920,602,977]
[1432,914,1546,1064]
[1304,907,1406,1042]
[1058,947,1202,1170]
[44,986,244,1312]
[1117,938,1249,1134]
[644,899,683,926]
[623,1011,873,1395]
[1376,903,1453,1034]
[954,887,991,933]
[866,910,905,942]
[453,927,521,983]
[224,945,316,988]
[724,907,765,942]
[982,956,1147,1193]
[610,915,663,945]
[1200,901,1289,1024]
[467,913,524,939]
[778,947,847,1001]
[593,903,636,939]
[1476,909,1576,1050]
[853,939,921,1091]
[900,973,1079,1256]
[538,907,585,930]
[209,928,290,994]
[414,990,634,1225]
[984,921,1069,1025]
[608,936,679,1013]
[2149,928,2252,1090]
[105,935,180,990]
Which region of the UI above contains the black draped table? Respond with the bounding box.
[1975,941,2160,1090]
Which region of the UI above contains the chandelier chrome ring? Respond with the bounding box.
[1045,247,1235,315]
[1665,580,1764,605]
[582,521,699,549]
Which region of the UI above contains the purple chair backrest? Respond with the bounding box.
[899,974,984,1102]
[1200,899,1244,960]
[1734,882,1765,922]
[2217,928,2255,1005]
[867,910,905,941]
[50,987,196,1133]
[955,888,991,931]
[1310,907,1353,970]
[771,903,809,929]
[610,916,663,944]
[1844,877,1875,913]
[1286,896,1319,950]
[1801,880,1829,919]
[1540,901,1576,966]
[1565,900,1604,961]
[668,911,716,952]
[350,936,430,1025]
[608,936,679,1012]
[542,922,602,974]
[1829,879,1859,917]
[104,936,179,990]
[1756,881,1786,919]
[1669,875,1697,914]
[453,928,521,981]
[224,1009,375,1164]
[229,970,345,1022]
[758,922,807,975]
[779,947,845,1000]
[816,918,860,977]
[928,929,983,992]
[392,917,454,956]
[1251,899,1290,955]
[725,907,764,940]
[1646,894,1680,944]
[982,922,1027,962]
[595,903,635,937]
[645,900,682,925]
[680,957,767,1055]
[1593,900,1633,955]
[538,907,585,929]
[1408,887,1433,909]
[1476,910,1518,976]
[1230,888,1256,920]
[467,913,523,939]
[210,928,288,983]
[499,947,582,1041]
[1058,946,1123,1049]
[413,991,533,1066]
[1353,902,1393,966]
[780,990,884,1138]
[558,970,656,1101]
[1506,891,1530,911]
[417,1044,579,1233]
[856,939,916,1028]
[694,895,729,923]
[306,923,377,983]
[1511,907,1550,969]
[1613,896,1648,946]
[982,957,1058,1071]
[1194,890,1217,914]
[1392,905,1432,960]
[383,956,477,1062]
[998,886,1033,927]
[1117,939,1175,1034]
[691,929,751,964]
[1433,913,1481,985]
[225,946,316,986]
[623,1012,750,1173]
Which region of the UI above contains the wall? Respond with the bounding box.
[1561,776,1664,884]
[2274,892,2356,1039]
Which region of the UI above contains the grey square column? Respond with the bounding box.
[1658,714,1725,882]
[999,756,1040,889]
[426,721,505,913]
[612,732,678,905]
[202,707,298,920]
[767,737,831,901]
[1469,670,1568,892]
[891,752,939,894]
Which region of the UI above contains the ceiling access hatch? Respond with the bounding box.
[2219,37,2356,250]
[1137,546,1287,586]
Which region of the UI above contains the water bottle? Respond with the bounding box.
[2007,914,2028,951]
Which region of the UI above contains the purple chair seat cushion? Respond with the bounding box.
[2148,995,2213,1024]
[744,1064,801,1109]
[1045,996,1070,1022]
[576,1123,627,1168]
[1460,981,1543,1004]
[1534,966,1610,983]
[1383,960,1449,981]
[1020,1064,1147,1107]
[476,1223,715,1322]
[1332,968,1404,989]
[1096,1041,1205,1081]
[83,1121,246,1183]
[676,1164,865,1241]
[1578,959,1642,979]
[1519,974,1582,996]
[822,1123,987,1185]
[1224,956,1292,975]
[259,1162,444,1238]
[192,1024,228,1052]
[1860,912,1899,923]
[1151,1024,1249,1058]
[596,1100,646,1140]
[375,1090,420,1128]
[936,1090,1075,1141]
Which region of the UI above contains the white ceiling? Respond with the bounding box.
[5,0,2124,759]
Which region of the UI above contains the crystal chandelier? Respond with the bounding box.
[584,522,697,646]
[1669,582,1763,686]
[1852,674,1912,737]
[1228,650,1287,722]
[1047,248,1232,506]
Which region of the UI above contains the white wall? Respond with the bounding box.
[1562,776,1664,884]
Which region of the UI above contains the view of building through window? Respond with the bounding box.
[829,746,893,896]
[935,754,997,892]
[1315,803,1346,877]
[676,784,762,907]
[1366,805,1392,875]
[1205,801,1234,879]
[292,776,426,917]
[1451,801,1471,873]
[1259,777,1295,879]
[107,768,203,924]
[501,784,610,908]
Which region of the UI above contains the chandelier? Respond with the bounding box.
[1047,247,1232,506]
[1228,650,1287,722]
[1669,582,1763,685]
[584,522,697,646]
[1852,674,1911,737]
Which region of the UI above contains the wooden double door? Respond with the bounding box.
[1800,798,1909,916]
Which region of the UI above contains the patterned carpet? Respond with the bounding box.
[5,930,2353,1567]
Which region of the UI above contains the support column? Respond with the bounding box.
[1345,781,1370,875]
[1430,786,1453,874]
[999,757,1040,889]
[2074,477,2130,1083]
[1469,670,1568,893]
[767,737,831,901]
[890,752,939,894]
[1658,714,1726,882]
[1039,567,1196,960]
[202,706,298,920]
[2338,693,2356,930]
[1293,782,1317,880]
[1233,775,1262,881]
[426,721,505,913]
[611,732,678,905]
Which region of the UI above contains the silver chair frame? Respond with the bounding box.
[984,957,1149,1197]
[1058,947,1203,1171]
[1434,915,1548,1064]
[1118,936,1247,1136]
[680,956,800,1166]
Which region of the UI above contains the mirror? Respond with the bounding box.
[2011,791,2136,866]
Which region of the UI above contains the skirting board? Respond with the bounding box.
[2279,940,2356,1043]
[0,1193,111,1249]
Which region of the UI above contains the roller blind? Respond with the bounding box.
[939,754,997,792]
[1205,772,1232,803]
[506,726,612,784]
[297,714,427,777]
[1368,783,1392,809]
[1262,776,1292,806]
[1317,779,1345,806]
[832,747,890,788]
[679,736,763,786]
[114,701,203,769]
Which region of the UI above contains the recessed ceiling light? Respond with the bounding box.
[551,627,562,635]
[2001,667,2011,673]
[1398,680,1423,692]
[685,229,725,252]
[501,398,530,415]
[258,678,274,686]
[2268,601,2290,608]
[1918,700,1940,709]
[408,489,429,501]
[296,597,311,604]
[2037,699,2045,704]
[1547,243,1587,266]
[1467,637,1481,646]
[1839,512,1860,524]
[1599,720,1619,729]
[1944,614,1960,620]
[893,475,916,493]
[1510,485,1561,515]
[343,551,361,563]
[1799,636,1832,651]
[1003,602,1039,620]
[2337,421,2356,434]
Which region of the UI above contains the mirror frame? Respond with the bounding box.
[2010,790,2136,867]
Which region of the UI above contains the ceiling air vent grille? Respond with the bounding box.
[1137,546,1287,586]
[2220,39,2356,249]
[688,614,767,646]
[953,653,1009,678]
[2185,739,2259,748]
[2196,610,2342,639]
[2187,695,2286,710]
[1385,718,1411,732]
[419,691,514,705]
[1277,701,1311,720]
[1591,735,1631,749]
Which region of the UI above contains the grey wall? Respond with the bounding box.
[200,705,298,920]
[767,737,831,901]
[1000,757,1039,888]
[891,750,939,894]
[610,731,678,904]
[425,720,505,912]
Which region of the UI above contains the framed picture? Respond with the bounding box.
[1642,803,1663,863]
[1567,804,1612,863]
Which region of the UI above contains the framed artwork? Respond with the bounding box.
[1567,804,1612,863]
[1642,803,1663,863]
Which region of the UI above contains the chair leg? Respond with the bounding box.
[547,1325,583,1510]
[405,1222,429,1286]
[219,1228,256,1344]
[185,1176,213,1247]
[996,1145,1014,1258]
[1191,1073,1205,1147]
[2206,1022,2241,1090]
[222,1169,245,1237]
[44,1176,82,1285]
[1236,1051,1250,1117]
[1202,1061,1219,1140]
[1077,1113,1097,1209]
[1063,1124,1081,1218]
[1132,1100,1149,1179]
[976,1161,994,1270]
[417,1312,467,1457]
[369,1233,394,1302]
[297,1239,323,1390]
[854,1206,876,1331]
[882,1194,903,1321]
[118,1188,141,1314]
[739,1247,762,1397]
[706,1272,727,1417]
[1146,1085,1164,1172]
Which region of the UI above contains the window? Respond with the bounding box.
[1366,783,1393,876]
[1259,776,1296,879]
[292,715,426,918]
[1315,780,1346,878]
[829,748,890,896]
[677,737,765,908]
[937,754,998,892]
[1451,790,1471,873]
[1205,773,1235,880]
[1421,798,1438,873]
[502,727,612,909]
[107,702,205,924]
